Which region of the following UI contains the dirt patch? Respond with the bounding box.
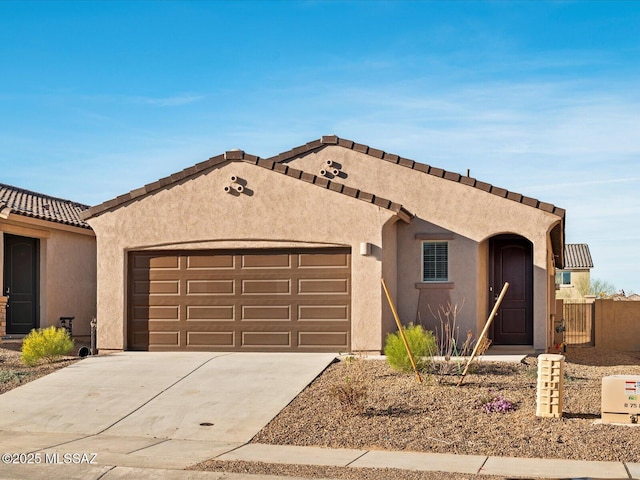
[249,347,640,463]
[0,341,85,395]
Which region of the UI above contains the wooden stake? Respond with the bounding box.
[381,278,422,383]
[457,282,510,387]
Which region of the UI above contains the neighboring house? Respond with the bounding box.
[555,243,593,300]
[0,184,96,339]
[82,136,565,353]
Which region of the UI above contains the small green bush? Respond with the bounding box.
[21,326,74,367]
[384,323,436,373]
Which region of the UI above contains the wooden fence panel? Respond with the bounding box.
[562,300,595,346]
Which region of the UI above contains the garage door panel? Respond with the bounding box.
[149,331,180,347]
[298,305,349,321]
[187,331,235,347]
[187,305,235,321]
[128,248,350,352]
[186,254,234,269]
[187,279,234,295]
[133,305,179,320]
[241,305,291,321]
[242,254,291,269]
[133,255,180,270]
[298,253,349,268]
[241,279,291,295]
[133,280,180,295]
[242,331,291,347]
[298,278,349,294]
[298,331,348,348]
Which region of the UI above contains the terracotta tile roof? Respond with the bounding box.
[0,183,91,229]
[81,152,414,223]
[563,243,593,269]
[268,135,566,219]
[81,135,565,233]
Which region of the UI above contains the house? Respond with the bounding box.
[555,243,593,299]
[82,136,565,353]
[0,184,96,339]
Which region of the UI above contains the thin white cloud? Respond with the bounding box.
[72,93,205,107]
[134,95,205,107]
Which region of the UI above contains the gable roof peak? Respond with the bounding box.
[81,148,413,223]
[268,135,566,220]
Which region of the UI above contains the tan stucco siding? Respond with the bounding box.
[41,230,96,336]
[88,161,398,352]
[287,147,561,349]
[0,217,96,336]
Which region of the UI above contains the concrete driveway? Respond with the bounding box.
[0,352,335,472]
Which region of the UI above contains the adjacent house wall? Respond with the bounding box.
[286,146,562,349]
[0,216,96,337]
[87,161,399,352]
[556,269,590,300]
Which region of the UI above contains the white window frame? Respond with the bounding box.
[556,270,572,286]
[422,241,449,283]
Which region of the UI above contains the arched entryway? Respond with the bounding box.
[489,234,533,345]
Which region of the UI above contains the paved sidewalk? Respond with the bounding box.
[218,443,639,479]
[1,441,637,479]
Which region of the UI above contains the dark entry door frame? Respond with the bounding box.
[489,235,533,345]
[3,234,40,335]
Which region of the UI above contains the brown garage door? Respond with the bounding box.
[128,248,351,352]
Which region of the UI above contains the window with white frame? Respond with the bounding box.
[422,241,448,282]
[556,270,571,286]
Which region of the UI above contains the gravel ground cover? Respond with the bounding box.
[249,347,640,463]
[193,348,640,479]
[0,341,83,395]
[192,460,505,480]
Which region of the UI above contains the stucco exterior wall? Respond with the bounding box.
[0,217,96,337]
[286,146,562,349]
[595,299,640,352]
[87,161,398,352]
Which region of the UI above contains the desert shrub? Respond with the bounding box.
[330,356,368,415]
[384,323,436,373]
[21,326,74,367]
[428,302,492,382]
[0,370,29,384]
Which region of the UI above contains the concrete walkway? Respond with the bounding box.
[1,441,638,479]
[0,352,336,474]
[218,442,640,478]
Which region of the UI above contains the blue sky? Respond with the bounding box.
[1,1,639,292]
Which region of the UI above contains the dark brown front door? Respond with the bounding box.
[489,236,533,345]
[3,234,39,335]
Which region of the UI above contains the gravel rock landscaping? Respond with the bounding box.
[0,342,81,395]
[249,347,640,463]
